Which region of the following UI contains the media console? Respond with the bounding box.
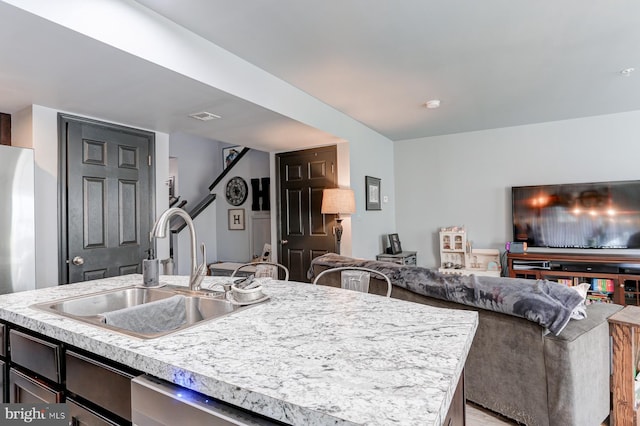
[507,252,640,306]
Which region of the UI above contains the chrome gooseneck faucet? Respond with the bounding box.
[150,207,203,291]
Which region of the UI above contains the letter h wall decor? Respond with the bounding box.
[251,177,270,211]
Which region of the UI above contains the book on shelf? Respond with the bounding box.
[591,278,615,293]
[586,293,613,304]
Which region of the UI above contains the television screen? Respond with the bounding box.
[512,180,640,249]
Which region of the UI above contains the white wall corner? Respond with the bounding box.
[30,105,59,288]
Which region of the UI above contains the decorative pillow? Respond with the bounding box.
[570,282,591,320]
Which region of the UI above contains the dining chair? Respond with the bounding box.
[312,266,392,297]
[231,261,290,281]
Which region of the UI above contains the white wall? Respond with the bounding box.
[13,104,170,288]
[12,105,60,288]
[153,134,170,263]
[168,132,222,274]
[216,148,271,262]
[349,136,396,259]
[394,110,640,267]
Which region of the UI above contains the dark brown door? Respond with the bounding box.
[59,115,155,283]
[277,146,337,282]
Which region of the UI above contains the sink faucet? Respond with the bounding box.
[150,207,204,291]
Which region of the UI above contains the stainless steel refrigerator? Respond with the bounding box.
[0,145,35,294]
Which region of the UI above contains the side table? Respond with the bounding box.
[376,251,417,266]
[208,262,255,277]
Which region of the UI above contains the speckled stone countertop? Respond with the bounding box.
[0,275,477,426]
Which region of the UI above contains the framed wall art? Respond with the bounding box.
[222,146,244,170]
[365,176,381,210]
[228,208,245,230]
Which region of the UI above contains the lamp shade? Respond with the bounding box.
[321,188,356,215]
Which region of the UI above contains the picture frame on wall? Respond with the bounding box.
[365,176,381,210]
[222,146,244,170]
[388,233,402,254]
[228,208,245,230]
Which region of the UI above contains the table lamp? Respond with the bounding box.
[321,188,356,254]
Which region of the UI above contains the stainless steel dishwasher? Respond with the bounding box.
[131,375,283,426]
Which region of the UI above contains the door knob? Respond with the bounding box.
[71,256,84,266]
[280,240,289,245]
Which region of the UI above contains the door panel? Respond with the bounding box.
[277,146,337,282]
[60,115,155,284]
[308,160,327,179]
[286,189,303,236]
[119,265,139,275]
[119,179,139,245]
[83,177,106,248]
[309,188,325,235]
[287,250,305,279]
[84,270,107,281]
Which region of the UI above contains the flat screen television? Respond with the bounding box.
[512,180,640,249]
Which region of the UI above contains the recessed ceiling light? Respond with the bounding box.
[620,68,635,77]
[424,100,441,109]
[188,111,221,121]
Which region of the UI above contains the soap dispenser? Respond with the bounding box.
[142,249,159,287]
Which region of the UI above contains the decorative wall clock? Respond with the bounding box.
[225,176,248,206]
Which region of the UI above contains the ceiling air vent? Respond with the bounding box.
[188,111,221,121]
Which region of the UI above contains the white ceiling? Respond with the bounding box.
[1,0,640,149]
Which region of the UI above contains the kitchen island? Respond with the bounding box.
[0,275,478,425]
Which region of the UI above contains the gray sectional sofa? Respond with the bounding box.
[310,254,622,426]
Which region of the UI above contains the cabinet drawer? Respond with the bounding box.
[9,368,63,403]
[9,329,62,383]
[376,256,402,264]
[68,398,121,426]
[66,351,134,422]
[0,323,6,358]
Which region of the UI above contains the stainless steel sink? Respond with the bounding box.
[32,285,261,339]
[42,287,179,317]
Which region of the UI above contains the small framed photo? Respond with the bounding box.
[388,233,402,254]
[365,176,381,211]
[222,146,244,170]
[228,208,245,230]
[168,176,176,198]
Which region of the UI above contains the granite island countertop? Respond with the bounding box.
[0,275,478,426]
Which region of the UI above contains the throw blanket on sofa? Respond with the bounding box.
[309,254,585,335]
